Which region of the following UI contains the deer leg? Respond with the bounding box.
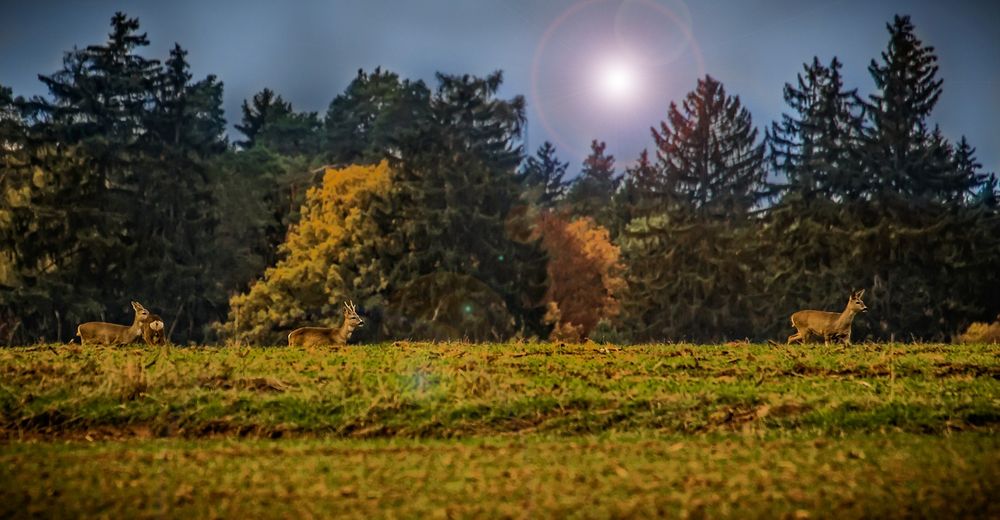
[787,331,803,344]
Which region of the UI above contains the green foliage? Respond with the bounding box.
[0,14,237,344]
[652,75,766,218]
[323,67,431,165]
[862,15,976,203]
[619,75,767,342]
[363,72,549,339]
[767,57,865,201]
[237,88,323,156]
[518,141,568,208]
[563,140,619,229]
[755,18,1000,341]
[620,214,762,342]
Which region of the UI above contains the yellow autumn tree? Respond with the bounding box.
[533,212,626,341]
[217,162,389,344]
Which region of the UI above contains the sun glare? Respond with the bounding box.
[598,59,639,103]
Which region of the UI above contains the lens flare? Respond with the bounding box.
[598,59,639,102]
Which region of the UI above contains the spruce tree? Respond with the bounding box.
[564,140,619,228]
[768,57,865,201]
[755,57,869,338]
[862,15,977,202]
[134,44,227,341]
[237,88,322,156]
[620,76,766,341]
[14,12,161,336]
[519,141,568,207]
[616,149,668,228]
[324,67,431,165]
[652,75,766,219]
[356,72,549,339]
[236,88,289,149]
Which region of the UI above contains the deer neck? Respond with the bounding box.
[334,317,356,344]
[835,305,858,330]
[126,315,145,340]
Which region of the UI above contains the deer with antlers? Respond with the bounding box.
[288,301,364,347]
[787,289,868,345]
[76,301,152,346]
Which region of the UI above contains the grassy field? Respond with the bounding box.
[1,342,998,517]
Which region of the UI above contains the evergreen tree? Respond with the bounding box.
[519,141,568,207]
[134,44,228,341]
[357,71,549,339]
[564,140,618,228]
[755,57,869,338]
[767,57,866,201]
[619,76,767,341]
[236,88,290,149]
[862,15,978,202]
[652,75,766,219]
[324,67,431,165]
[0,84,36,341]
[952,137,993,206]
[237,88,322,156]
[11,12,161,338]
[615,149,669,231]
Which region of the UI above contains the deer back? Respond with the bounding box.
[791,310,844,335]
[77,321,142,345]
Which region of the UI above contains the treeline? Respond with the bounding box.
[1,13,997,345]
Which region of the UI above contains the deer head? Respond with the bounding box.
[344,300,364,328]
[131,301,151,324]
[847,289,867,314]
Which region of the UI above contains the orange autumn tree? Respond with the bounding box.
[534,212,626,341]
[217,162,389,344]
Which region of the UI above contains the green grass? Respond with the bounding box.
[1,342,998,517]
[3,434,998,518]
[1,342,997,438]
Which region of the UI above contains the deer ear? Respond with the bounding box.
[856,289,865,298]
[131,301,141,310]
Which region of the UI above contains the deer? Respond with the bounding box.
[787,289,868,345]
[287,301,364,348]
[142,314,167,345]
[76,301,151,346]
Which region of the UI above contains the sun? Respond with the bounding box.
[597,58,640,104]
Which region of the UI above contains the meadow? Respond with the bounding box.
[1,342,998,517]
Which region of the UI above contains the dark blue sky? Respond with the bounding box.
[2,0,997,173]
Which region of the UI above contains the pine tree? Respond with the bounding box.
[564,140,619,228]
[862,15,977,202]
[133,44,227,341]
[768,57,866,201]
[324,67,431,165]
[952,137,993,206]
[236,88,290,149]
[652,75,766,219]
[237,88,322,156]
[519,141,568,207]
[359,71,550,339]
[754,57,870,338]
[11,12,161,337]
[0,84,37,341]
[619,76,767,341]
[615,149,669,230]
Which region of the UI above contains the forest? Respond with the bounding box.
[1,12,997,346]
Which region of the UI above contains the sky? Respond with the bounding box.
[2,0,998,174]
